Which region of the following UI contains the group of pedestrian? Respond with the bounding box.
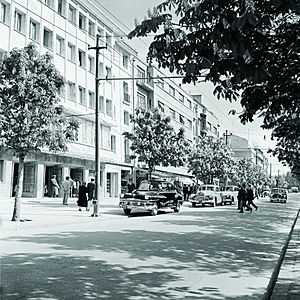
[237,183,259,213]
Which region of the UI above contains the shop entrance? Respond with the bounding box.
[44,165,62,197]
[106,172,118,197]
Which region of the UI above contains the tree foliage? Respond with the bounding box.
[187,136,234,184]
[231,157,270,188]
[123,108,190,179]
[0,43,79,221]
[128,0,300,174]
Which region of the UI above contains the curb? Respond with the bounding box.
[262,207,300,300]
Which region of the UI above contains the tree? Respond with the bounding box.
[0,44,79,221]
[123,108,190,180]
[128,0,300,172]
[231,158,270,189]
[187,136,234,184]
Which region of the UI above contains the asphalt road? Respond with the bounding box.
[1,194,300,300]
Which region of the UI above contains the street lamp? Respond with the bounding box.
[88,35,106,217]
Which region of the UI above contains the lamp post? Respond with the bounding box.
[88,34,106,217]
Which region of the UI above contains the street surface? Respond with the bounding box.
[1,194,300,300]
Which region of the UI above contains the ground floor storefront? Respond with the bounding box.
[0,150,133,201]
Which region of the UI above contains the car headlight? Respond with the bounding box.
[120,193,125,198]
[145,195,150,200]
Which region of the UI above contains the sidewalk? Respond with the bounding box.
[270,208,300,300]
[0,196,124,233]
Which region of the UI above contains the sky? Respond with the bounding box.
[99,1,290,175]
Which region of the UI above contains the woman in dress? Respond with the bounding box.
[77,181,88,211]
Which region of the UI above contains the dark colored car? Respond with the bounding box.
[270,188,288,203]
[119,180,183,216]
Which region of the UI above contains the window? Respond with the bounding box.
[57,0,66,16]
[169,108,175,119]
[77,119,95,146]
[56,35,64,56]
[124,139,130,163]
[157,77,164,89]
[207,122,212,131]
[158,101,164,113]
[124,111,129,125]
[188,119,192,129]
[179,114,185,125]
[88,55,95,73]
[214,126,217,135]
[67,81,76,101]
[105,66,111,82]
[137,67,145,84]
[79,86,86,105]
[169,85,175,97]
[106,32,112,50]
[88,20,95,37]
[0,1,10,25]
[99,96,104,112]
[179,93,184,103]
[88,91,95,109]
[78,49,86,68]
[43,28,53,49]
[123,54,129,68]
[106,99,112,116]
[0,160,3,181]
[67,42,75,62]
[137,93,146,110]
[79,12,86,30]
[110,135,116,152]
[187,99,192,109]
[58,84,65,98]
[29,19,39,41]
[123,82,130,103]
[68,5,76,23]
[100,125,110,149]
[14,10,25,33]
[0,49,7,66]
[43,0,54,8]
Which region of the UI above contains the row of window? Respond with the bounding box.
[158,101,193,129]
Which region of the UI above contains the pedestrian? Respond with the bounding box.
[61,176,72,205]
[183,184,189,201]
[87,178,95,211]
[239,183,252,213]
[127,178,136,193]
[77,181,88,211]
[50,175,59,198]
[246,183,258,211]
[237,184,242,210]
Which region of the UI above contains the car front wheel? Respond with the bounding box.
[123,208,132,215]
[174,203,180,212]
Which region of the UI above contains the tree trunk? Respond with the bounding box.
[11,155,25,222]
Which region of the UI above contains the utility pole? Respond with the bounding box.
[88,34,107,217]
[223,129,232,146]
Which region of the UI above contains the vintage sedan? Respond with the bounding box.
[119,180,183,216]
[189,184,223,207]
[270,188,288,203]
[220,185,239,205]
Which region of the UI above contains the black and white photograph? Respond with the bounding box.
[0,0,299,299]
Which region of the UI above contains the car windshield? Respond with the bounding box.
[200,186,214,191]
[138,181,173,191]
[271,189,286,194]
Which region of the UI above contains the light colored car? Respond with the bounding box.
[270,188,288,203]
[220,185,239,204]
[189,184,223,207]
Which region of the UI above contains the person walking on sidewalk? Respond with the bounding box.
[247,183,258,211]
[50,175,59,198]
[61,176,72,205]
[77,181,88,211]
[87,178,95,211]
[239,183,252,213]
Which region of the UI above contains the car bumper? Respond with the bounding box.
[270,198,287,202]
[119,200,156,211]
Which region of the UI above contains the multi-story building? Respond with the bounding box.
[0,0,138,199]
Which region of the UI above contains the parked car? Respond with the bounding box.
[261,189,271,197]
[189,184,223,207]
[220,185,239,204]
[270,188,288,203]
[291,186,299,193]
[119,180,183,216]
